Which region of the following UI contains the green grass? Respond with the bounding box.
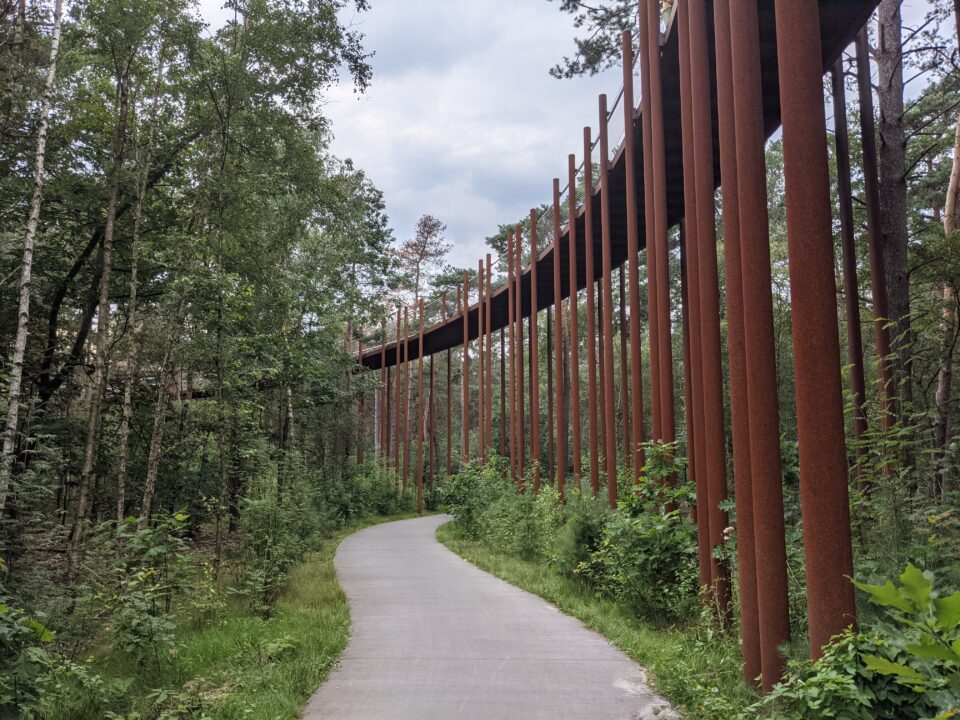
[436,520,765,719]
[175,512,424,719]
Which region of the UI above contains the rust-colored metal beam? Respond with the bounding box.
[546,306,555,482]
[622,30,645,480]
[446,347,452,477]
[583,128,600,497]
[357,339,365,465]
[402,307,410,489]
[508,232,517,480]
[552,179,567,499]
[529,212,541,491]
[647,0,675,445]
[395,307,402,477]
[618,266,630,467]
[677,0,711,591]
[380,331,386,460]
[598,95,618,509]
[831,60,869,477]
[478,258,486,459]
[462,271,470,463]
[500,328,506,457]
[486,254,493,455]
[688,0,730,620]
[774,0,856,658]
[730,0,791,688]
[416,300,425,514]
[567,156,583,484]
[714,0,759,684]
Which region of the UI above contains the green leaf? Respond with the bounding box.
[862,654,926,685]
[899,564,932,609]
[907,639,960,663]
[853,580,913,613]
[934,592,960,630]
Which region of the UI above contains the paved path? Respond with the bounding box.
[303,515,675,720]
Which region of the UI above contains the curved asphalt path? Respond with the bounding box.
[303,515,675,720]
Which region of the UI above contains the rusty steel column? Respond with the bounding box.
[688,0,731,619]
[774,0,856,658]
[478,259,485,459]
[500,329,506,456]
[639,2,662,445]
[416,300,425,514]
[622,30,645,480]
[618,266,630,467]
[646,0,675,444]
[567,156,583,483]
[429,355,436,491]
[831,60,869,476]
[680,223,696,505]
[462,271,470,463]
[855,31,895,443]
[729,0,791,688]
[583,128,601,497]
[598,95,618,509]
[597,280,607,476]
[402,307,410,489]
[516,227,526,479]
[714,0,759,683]
[508,233,517,480]
[380,335,387,460]
[357,340,365,465]
[552,180,567,498]
[529,211,541,491]
[394,308,402,476]
[486,255,493,454]
[677,1,711,591]
[546,306,555,482]
[446,347,452,476]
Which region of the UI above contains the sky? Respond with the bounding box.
[197,0,622,269]
[196,0,936,270]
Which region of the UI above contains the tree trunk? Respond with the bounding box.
[67,57,131,578]
[138,342,175,528]
[0,0,63,514]
[876,0,912,412]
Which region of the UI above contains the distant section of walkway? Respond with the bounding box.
[303,515,674,720]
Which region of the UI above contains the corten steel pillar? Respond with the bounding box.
[831,61,869,475]
[639,3,662,446]
[619,267,630,467]
[446,347,452,477]
[500,329,506,456]
[546,306,555,482]
[598,95,618,509]
[714,0,760,684]
[774,0,856,658]
[552,180,567,498]
[597,242,608,481]
[416,300,425,514]
[622,30,646,479]
[486,255,493,455]
[515,227,525,479]
[357,340,364,465]
[380,334,386,459]
[855,31,895,443]
[729,0,791,688]
[385,337,392,464]
[529,211,541,491]
[462,271,470,463]
[508,232,517,480]
[395,307,402,476]
[430,355,436,491]
[583,128,601,497]
[478,259,486,459]
[680,224,696,509]
[646,0,675,444]
[402,307,410,490]
[567,157,583,483]
[688,0,730,620]
[677,1,711,591]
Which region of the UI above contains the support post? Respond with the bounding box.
[508,233,517,480]
[567,157,583,483]
[416,300,425,514]
[598,95,618,509]
[462,271,470,463]
[516,227,525,480]
[552,180,567,499]
[529,212,541,491]
[583,128,600,497]
[478,259,486,458]
[486,255,493,454]
[402,307,410,490]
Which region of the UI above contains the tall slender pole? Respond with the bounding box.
[583,129,600,497]
[416,300,425,513]
[567,156,583,484]
[598,95,618,509]
[831,60,869,476]
[714,0,759,683]
[774,0,856,658]
[402,307,410,490]
[429,354,436,491]
[357,340,364,465]
[394,307,402,478]
[677,0,711,593]
[486,255,493,454]
[508,233,517,480]
[529,212,541,491]
[622,30,645,479]
[619,266,630,467]
[462,271,470,463]
[380,331,387,460]
[730,0,791,688]
[478,259,486,459]
[500,329,506,457]
[446,346,452,477]
[552,179,567,499]
[546,306,555,482]
[515,227,525,480]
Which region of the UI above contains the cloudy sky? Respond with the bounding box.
[197,0,934,270]
[199,0,621,269]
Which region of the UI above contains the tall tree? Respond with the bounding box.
[396,214,450,304]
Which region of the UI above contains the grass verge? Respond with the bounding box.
[435,520,763,719]
[157,512,422,719]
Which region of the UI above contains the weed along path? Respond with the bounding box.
[303,515,674,720]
